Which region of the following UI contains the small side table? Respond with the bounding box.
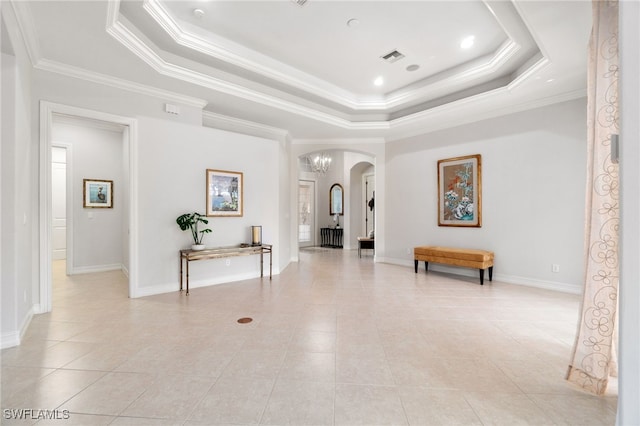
[357,237,374,258]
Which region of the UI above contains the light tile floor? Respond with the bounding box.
[1,249,617,425]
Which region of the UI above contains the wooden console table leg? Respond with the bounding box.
[180,256,183,292]
[260,250,264,278]
[186,259,190,295]
[269,249,272,279]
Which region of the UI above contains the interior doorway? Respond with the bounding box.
[51,145,67,262]
[298,180,316,247]
[40,101,138,313]
[364,173,375,237]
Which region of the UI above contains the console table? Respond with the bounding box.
[179,244,272,295]
[320,228,343,248]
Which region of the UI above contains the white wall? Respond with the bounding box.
[135,117,282,296]
[384,98,588,293]
[52,119,125,273]
[1,5,36,348]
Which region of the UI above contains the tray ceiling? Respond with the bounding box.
[8,0,591,139]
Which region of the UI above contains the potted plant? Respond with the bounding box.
[176,212,211,250]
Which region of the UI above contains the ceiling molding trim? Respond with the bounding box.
[386,87,587,141]
[202,111,289,141]
[292,138,386,145]
[507,55,550,91]
[138,0,532,112]
[107,12,393,130]
[52,113,128,133]
[106,12,525,128]
[510,0,552,63]
[142,0,364,110]
[34,59,209,109]
[384,40,522,108]
[8,0,41,65]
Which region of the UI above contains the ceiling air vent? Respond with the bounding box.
[381,50,405,63]
[291,0,308,6]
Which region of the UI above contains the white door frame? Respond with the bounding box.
[51,142,72,273]
[298,179,316,248]
[39,101,139,313]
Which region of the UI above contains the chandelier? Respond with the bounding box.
[307,153,332,174]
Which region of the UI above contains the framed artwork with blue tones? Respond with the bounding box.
[438,154,481,227]
[83,179,113,208]
[206,169,243,217]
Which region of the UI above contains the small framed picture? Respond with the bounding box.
[83,179,113,208]
[206,169,243,217]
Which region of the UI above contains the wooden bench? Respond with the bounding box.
[414,246,494,285]
[357,237,374,258]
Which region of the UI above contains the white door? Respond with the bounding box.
[52,147,67,260]
[298,180,315,247]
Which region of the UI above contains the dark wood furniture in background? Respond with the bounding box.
[357,237,374,258]
[320,228,343,248]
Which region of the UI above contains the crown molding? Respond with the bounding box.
[292,137,386,145]
[384,39,522,109]
[9,0,41,65]
[125,0,543,112]
[142,0,362,109]
[106,13,358,128]
[202,111,289,141]
[386,86,587,141]
[34,59,208,109]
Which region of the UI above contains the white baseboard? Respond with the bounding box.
[121,264,129,278]
[380,256,582,294]
[71,263,122,275]
[1,305,35,349]
[1,331,21,349]
[131,269,281,298]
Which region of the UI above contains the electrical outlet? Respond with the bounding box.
[406,248,411,255]
[225,259,231,266]
[552,264,560,273]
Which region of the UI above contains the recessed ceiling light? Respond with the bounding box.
[460,35,475,49]
[373,76,384,87]
[193,8,205,18]
[347,18,360,28]
[406,64,420,72]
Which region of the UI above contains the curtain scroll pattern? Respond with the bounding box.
[566,0,619,396]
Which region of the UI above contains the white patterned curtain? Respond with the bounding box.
[566,0,619,395]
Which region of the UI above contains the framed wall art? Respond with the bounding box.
[438,154,481,227]
[83,179,113,208]
[206,169,243,217]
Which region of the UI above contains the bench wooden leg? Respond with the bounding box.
[425,261,428,272]
[414,259,418,273]
[479,269,484,285]
[489,266,493,281]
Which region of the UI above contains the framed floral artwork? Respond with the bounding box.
[438,154,481,227]
[206,169,243,217]
[83,179,113,208]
